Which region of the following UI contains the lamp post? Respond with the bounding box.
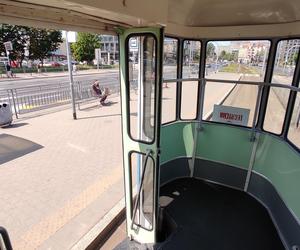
[261,46,267,76]
[213,42,219,73]
[283,44,300,74]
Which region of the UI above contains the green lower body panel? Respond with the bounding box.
[160,121,300,248]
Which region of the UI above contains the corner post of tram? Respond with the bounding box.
[118,27,163,244]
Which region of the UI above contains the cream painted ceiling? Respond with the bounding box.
[0,0,299,37]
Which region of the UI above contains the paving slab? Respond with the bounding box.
[0,96,124,250]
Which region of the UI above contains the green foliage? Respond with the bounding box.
[219,50,238,62]
[71,33,100,64]
[0,24,62,67]
[293,52,299,65]
[0,24,29,66]
[220,63,259,74]
[207,43,215,58]
[28,29,62,65]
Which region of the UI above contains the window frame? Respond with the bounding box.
[179,39,202,121]
[162,36,180,125]
[125,33,158,144]
[262,38,300,137]
[202,38,272,129]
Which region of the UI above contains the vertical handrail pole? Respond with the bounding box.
[190,78,206,177]
[244,84,263,191]
[250,84,263,141]
[66,31,77,120]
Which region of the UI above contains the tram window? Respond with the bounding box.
[182,40,201,78]
[163,38,178,80]
[263,87,290,134]
[127,35,156,143]
[272,39,300,85]
[181,81,198,120]
[205,40,270,82]
[264,40,300,134]
[288,91,300,149]
[203,81,258,127]
[130,152,154,230]
[162,82,177,124]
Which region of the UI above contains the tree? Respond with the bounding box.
[28,29,62,66]
[293,52,299,65]
[219,50,227,61]
[0,24,29,67]
[72,33,100,64]
[207,43,215,58]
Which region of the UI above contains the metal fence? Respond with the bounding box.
[0,80,120,118]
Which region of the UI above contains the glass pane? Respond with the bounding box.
[162,82,177,124]
[206,41,270,82]
[204,81,258,127]
[163,38,178,80]
[130,152,139,215]
[130,152,154,230]
[183,41,201,78]
[263,87,290,134]
[128,35,156,143]
[181,81,198,119]
[288,92,300,148]
[273,39,300,85]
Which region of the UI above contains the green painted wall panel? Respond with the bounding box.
[160,122,195,164]
[160,121,300,220]
[196,123,253,169]
[254,134,300,218]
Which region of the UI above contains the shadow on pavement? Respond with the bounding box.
[77,113,121,120]
[0,134,43,165]
[2,123,29,129]
[80,101,119,111]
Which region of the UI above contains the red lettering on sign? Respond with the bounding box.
[219,112,243,121]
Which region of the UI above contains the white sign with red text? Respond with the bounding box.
[4,41,13,51]
[212,105,250,126]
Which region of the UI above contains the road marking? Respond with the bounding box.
[14,166,122,250]
[67,143,87,153]
[19,104,37,110]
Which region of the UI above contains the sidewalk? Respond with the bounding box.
[0,97,124,250]
[0,68,118,82]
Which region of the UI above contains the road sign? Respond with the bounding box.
[67,31,76,43]
[4,42,13,51]
[24,48,29,57]
[129,38,138,52]
[95,48,101,60]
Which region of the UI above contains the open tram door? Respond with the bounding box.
[119,27,163,244]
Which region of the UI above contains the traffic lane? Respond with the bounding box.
[0,72,120,90]
[0,66,179,90]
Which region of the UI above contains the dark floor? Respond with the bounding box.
[156,178,285,250]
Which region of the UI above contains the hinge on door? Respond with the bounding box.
[157,148,161,155]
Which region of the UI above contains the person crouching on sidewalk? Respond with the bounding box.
[92,80,109,106]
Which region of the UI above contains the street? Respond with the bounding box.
[0,69,119,90]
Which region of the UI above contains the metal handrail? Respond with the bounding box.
[131,149,152,230]
[0,226,13,250]
[163,77,300,92]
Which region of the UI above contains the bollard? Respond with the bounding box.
[0,103,13,127]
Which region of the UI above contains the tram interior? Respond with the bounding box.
[117,35,300,250]
[0,1,299,250]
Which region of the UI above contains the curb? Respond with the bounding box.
[71,197,126,250]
